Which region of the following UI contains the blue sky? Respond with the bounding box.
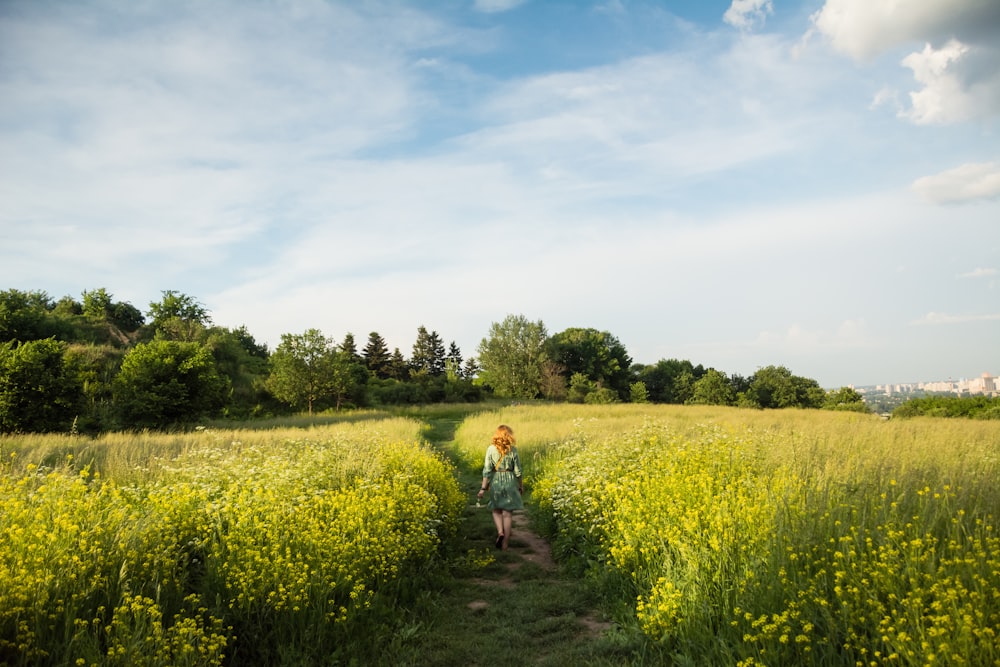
[1,0,998,388]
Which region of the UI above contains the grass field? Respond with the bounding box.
[455,404,1000,666]
[3,403,998,666]
[1,417,463,666]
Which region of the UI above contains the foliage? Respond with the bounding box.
[3,285,857,430]
[266,329,340,415]
[629,380,649,404]
[82,288,144,332]
[633,358,707,404]
[476,314,548,399]
[113,340,229,429]
[823,385,871,413]
[688,368,735,406]
[362,331,392,379]
[147,291,211,341]
[740,365,826,409]
[203,327,274,419]
[893,394,1000,420]
[546,327,632,400]
[0,338,84,433]
[410,326,447,377]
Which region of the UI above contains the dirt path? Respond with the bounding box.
[376,416,626,666]
[465,510,612,636]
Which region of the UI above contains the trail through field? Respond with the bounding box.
[379,416,629,667]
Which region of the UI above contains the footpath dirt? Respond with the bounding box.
[378,417,627,667]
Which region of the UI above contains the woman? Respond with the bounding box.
[477,424,523,550]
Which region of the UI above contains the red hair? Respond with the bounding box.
[492,424,515,459]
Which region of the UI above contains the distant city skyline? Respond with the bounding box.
[858,370,998,395]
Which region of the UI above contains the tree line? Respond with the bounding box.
[0,288,869,433]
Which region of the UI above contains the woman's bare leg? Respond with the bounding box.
[492,509,504,537]
[501,511,513,549]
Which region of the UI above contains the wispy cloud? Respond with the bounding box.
[912,163,1000,204]
[723,0,773,31]
[911,312,1000,325]
[958,268,998,279]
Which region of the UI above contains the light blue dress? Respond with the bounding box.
[482,444,523,511]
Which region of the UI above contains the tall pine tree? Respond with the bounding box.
[362,331,391,379]
[410,326,446,376]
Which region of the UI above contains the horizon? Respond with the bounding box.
[2,0,998,389]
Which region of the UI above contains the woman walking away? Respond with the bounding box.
[477,424,523,550]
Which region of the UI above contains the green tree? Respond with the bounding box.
[410,326,446,377]
[82,288,114,319]
[363,331,392,379]
[446,341,464,378]
[688,369,735,406]
[341,333,362,364]
[824,386,871,413]
[462,356,480,380]
[267,329,338,415]
[476,314,547,399]
[741,365,825,409]
[113,340,228,429]
[0,338,84,433]
[83,288,144,332]
[567,372,595,403]
[629,380,650,404]
[232,324,269,359]
[388,348,408,380]
[546,327,633,400]
[110,301,144,332]
[329,351,369,410]
[66,343,125,432]
[634,359,706,403]
[203,326,271,418]
[585,386,619,404]
[0,289,55,342]
[146,290,210,341]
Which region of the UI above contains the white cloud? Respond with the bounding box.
[809,0,1000,123]
[912,162,1000,204]
[723,0,773,31]
[901,40,971,124]
[958,268,998,279]
[809,0,998,61]
[911,312,1000,325]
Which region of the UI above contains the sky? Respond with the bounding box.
[1,0,998,389]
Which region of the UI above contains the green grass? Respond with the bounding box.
[6,403,997,665]
[370,414,647,667]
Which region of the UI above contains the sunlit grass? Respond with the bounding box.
[510,404,1000,665]
[0,419,462,666]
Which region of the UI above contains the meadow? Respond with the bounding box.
[3,404,999,666]
[0,416,464,666]
[454,404,1000,666]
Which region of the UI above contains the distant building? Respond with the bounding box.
[868,372,998,398]
[967,372,997,395]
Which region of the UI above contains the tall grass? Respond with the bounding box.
[467,404,1000,665]
[0,418,463,666]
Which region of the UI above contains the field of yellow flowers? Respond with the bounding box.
[458,404,1000,666]
[0,418,463,666]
